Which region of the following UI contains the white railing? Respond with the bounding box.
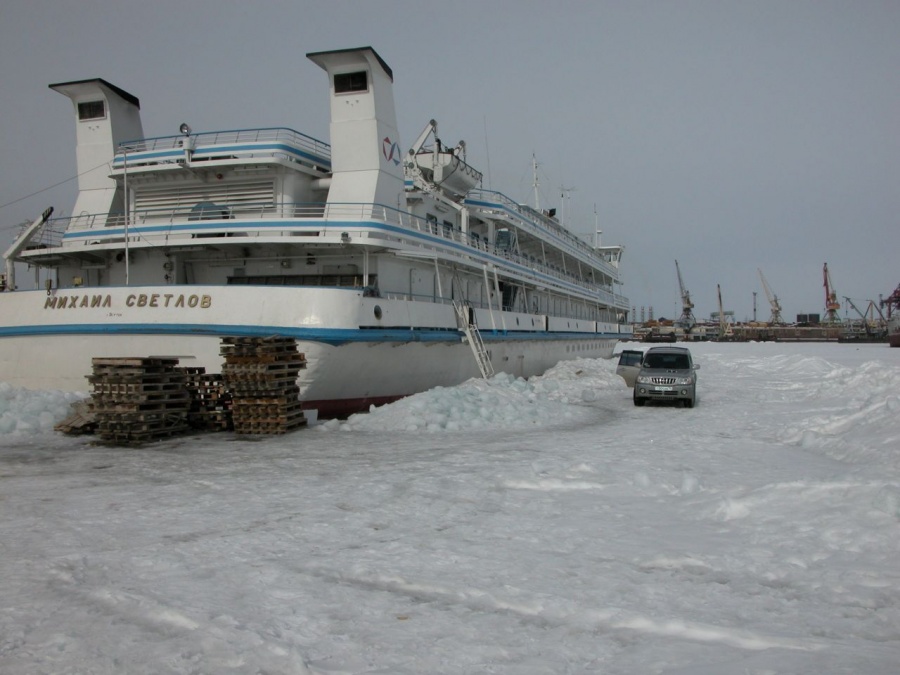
[17,220,66,248]
[464,189,606,268]
[25,201,623,304]
[116,127,331,165]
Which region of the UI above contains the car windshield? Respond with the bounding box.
[644,353,690,370]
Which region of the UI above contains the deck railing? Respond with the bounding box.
[464,189,604,265]
[21,201,626,308]
[115,127,331,166]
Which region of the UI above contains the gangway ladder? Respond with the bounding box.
[453,300,494,379]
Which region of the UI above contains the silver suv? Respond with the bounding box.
[633,346,699,408]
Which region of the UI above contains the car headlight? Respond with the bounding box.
[636,375,651,384]
[675,377,693,385]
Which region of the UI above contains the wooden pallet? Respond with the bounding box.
[91,357,181,368]
[220,336,304,356]
[89,357,192,444]
[220,337,307,435]
[54,400,98,435]
[187,409,232,431]
[76,343,310,441]
[180,368,233,431]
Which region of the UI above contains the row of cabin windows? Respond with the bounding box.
[227,274,373,289]
[422,217,583,279]
[224,273,608,320]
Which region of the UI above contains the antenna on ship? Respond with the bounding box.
[483,116,492,191]
[123,143,129,285]
[531,153,540,211]
[594,203,602,248]
[559,184,576,227]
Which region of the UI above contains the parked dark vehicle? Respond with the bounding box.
[633,346,699,408]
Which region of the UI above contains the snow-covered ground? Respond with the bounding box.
[2,341,899,674]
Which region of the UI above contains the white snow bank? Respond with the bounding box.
[317,358,620,433]
[0,382,85,436]
[771,358,900,468]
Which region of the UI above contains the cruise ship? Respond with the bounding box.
[0,47,631,417]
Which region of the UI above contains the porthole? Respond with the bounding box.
[374,305,382,320]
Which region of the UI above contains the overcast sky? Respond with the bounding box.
[1,0,897,322]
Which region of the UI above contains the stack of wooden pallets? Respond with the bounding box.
[88,357,190,444]
[220,337,308,434]
[181,367,233,432]
[53,399,98,435]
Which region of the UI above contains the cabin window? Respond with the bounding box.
[496,229,512,250]
[334,71,368,93]
[78,100,106,121]
[227,274,374,288]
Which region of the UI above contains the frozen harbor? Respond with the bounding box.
[2,341,899,674]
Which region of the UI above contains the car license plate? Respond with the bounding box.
[656,386,673,391]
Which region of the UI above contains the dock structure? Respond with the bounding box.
[220,337,308,435]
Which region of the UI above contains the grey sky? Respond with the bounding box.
[1,0,897,322]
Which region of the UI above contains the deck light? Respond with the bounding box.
[179,123,192,136]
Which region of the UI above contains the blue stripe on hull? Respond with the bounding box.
[0,323,621,345]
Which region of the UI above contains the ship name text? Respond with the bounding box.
[44,293,213,310]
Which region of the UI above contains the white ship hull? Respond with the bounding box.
[0,286,621,416]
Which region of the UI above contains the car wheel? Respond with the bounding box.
[684,398,694,409]
[633,395,645,407]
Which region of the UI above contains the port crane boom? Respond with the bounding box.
[844,297,887,338]
[674,259,696,330]
[757,268,784,325]
[823,263,841,323]
[716,284,733,340]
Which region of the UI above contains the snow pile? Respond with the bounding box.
[0,383,84,436]
[318,358,620,433]
[773,357,900,468]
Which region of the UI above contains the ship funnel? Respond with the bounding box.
[49,79,143,221]
[307,47,402,207]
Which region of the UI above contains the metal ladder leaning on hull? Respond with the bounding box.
[452,300,494,379]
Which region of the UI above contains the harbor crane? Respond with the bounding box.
[716,284,733,340]
[757,268,784,325]
[880,284,900,320]
[843,297,887,338]
[674,259,696,331]
[823,262,841,323]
